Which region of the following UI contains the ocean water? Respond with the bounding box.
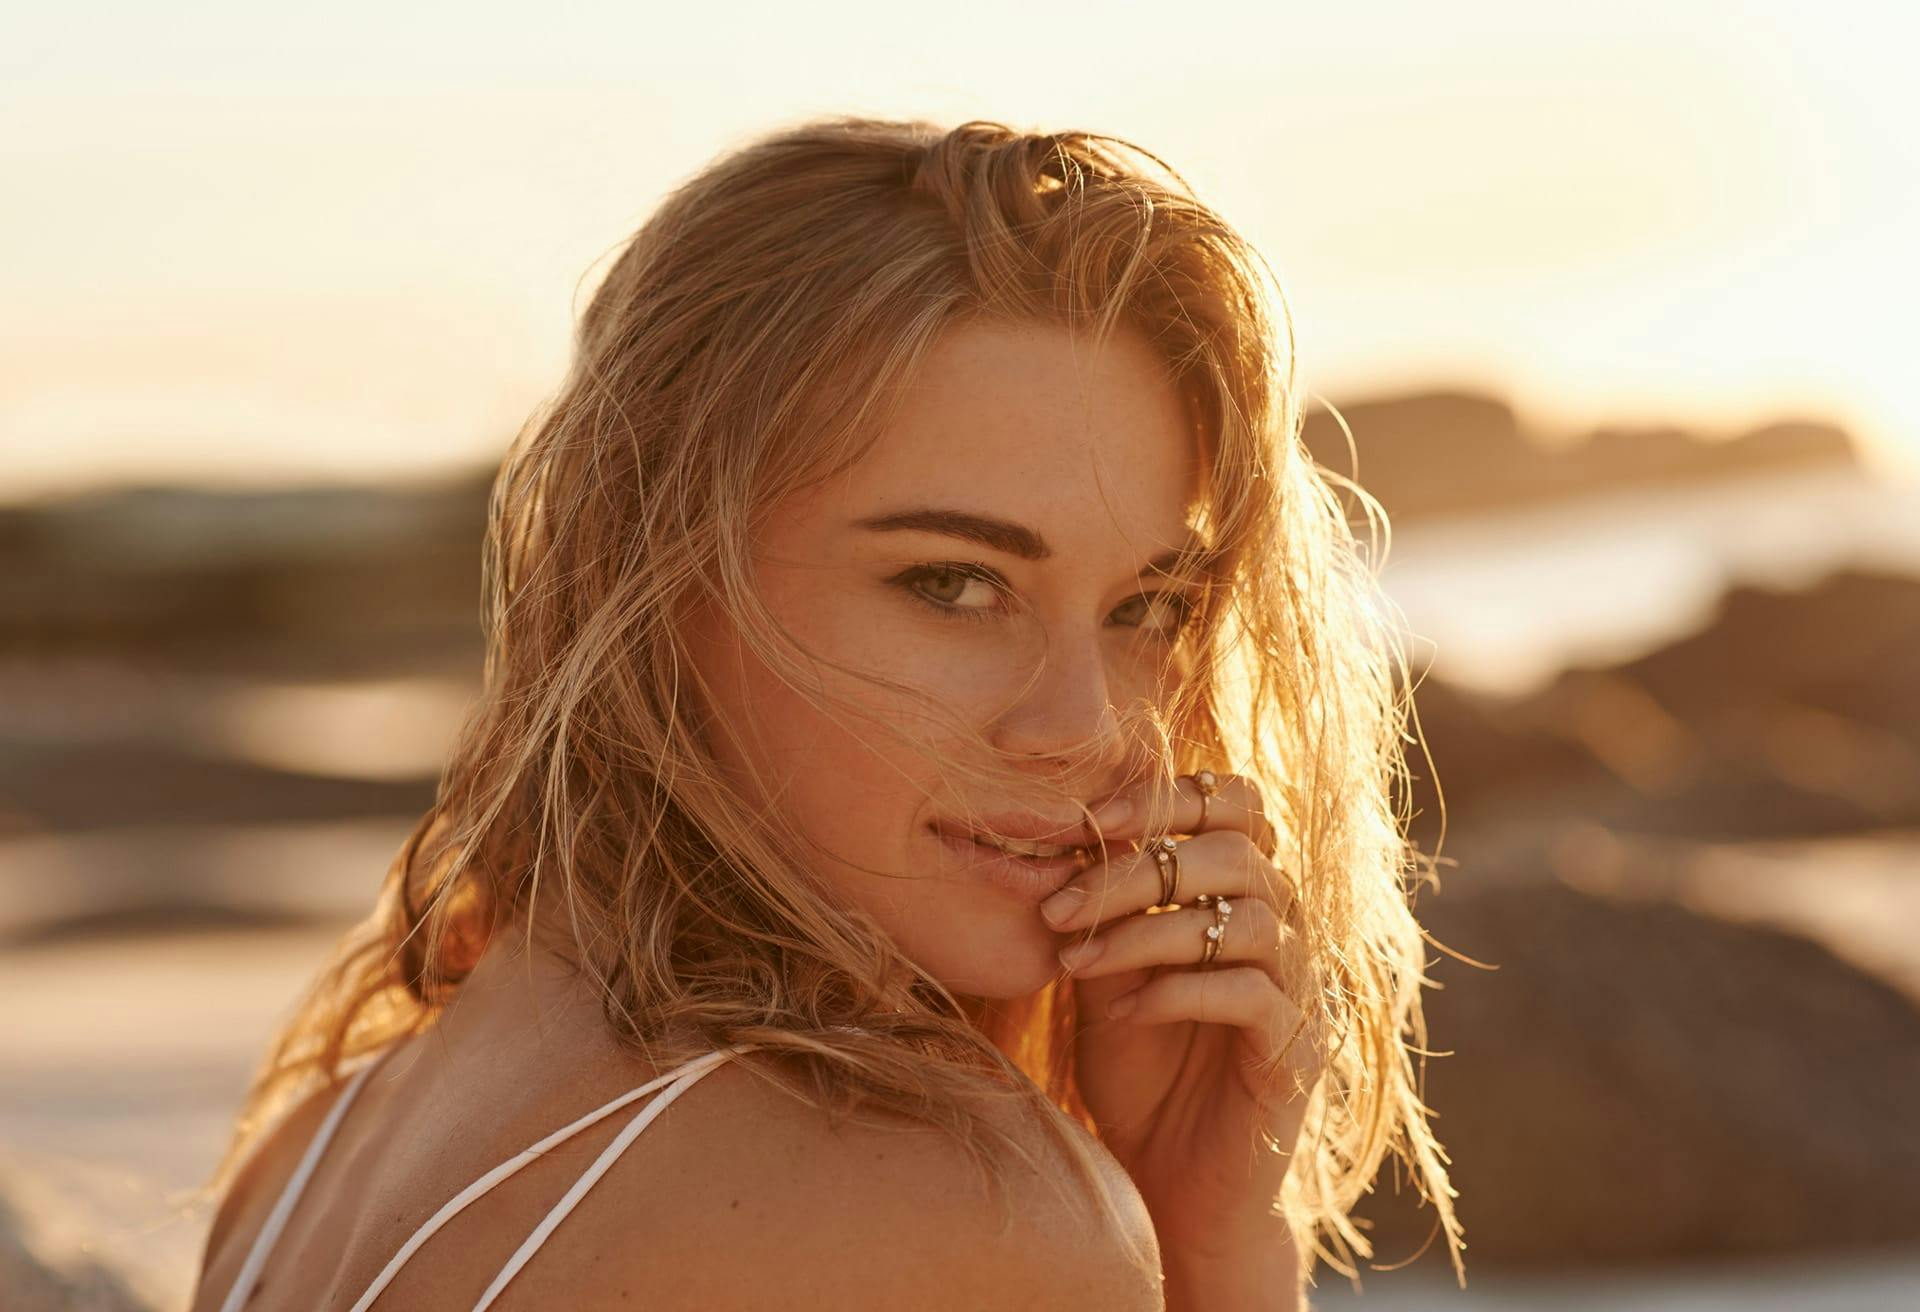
[1376,464,1920,697]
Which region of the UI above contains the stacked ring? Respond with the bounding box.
[1194,892,1233,967]
[1150,836,1181,909]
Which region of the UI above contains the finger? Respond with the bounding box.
[1084,770,1276,853]
[1104,965,1297,1051]
[1040,829,1292,933]
[1056,895,1292,981]
[1103,967,1327,1099]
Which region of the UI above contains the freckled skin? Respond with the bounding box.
[192,315,1192,1312]
[684,317,1201,998]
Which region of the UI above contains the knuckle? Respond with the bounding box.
[1186,828,1234,859]
[1226,773,1268,815]
[1192,826,1259,865]
[1233,830,1267,868]
[1238,898,1286,947]
[1252,858,1292,902]
[1223,967,1272,1007]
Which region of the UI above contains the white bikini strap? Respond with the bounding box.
[347,1043,756,1312]
[469,1046,745,1310]
[218,1050,393,1312]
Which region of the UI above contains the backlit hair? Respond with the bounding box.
[210,115,1467,1298]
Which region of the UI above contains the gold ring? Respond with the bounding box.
[1151,836,1181,909]
[1191,769,1220,832]
[1199,896,1232,966]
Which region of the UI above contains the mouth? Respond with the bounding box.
[929,822,1096,865]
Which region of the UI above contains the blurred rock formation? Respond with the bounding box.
[1349,880,1920,1269]
[1301,390,1859,522]
[2,389,1914,1281]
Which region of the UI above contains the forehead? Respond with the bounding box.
[815,317,1202,558]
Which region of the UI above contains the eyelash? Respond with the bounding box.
[887,561,1202,639]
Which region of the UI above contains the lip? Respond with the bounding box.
[930,811,1094,848]
[929,822,1093,905]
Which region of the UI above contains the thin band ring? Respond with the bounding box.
[1151,836,1181,909]
[1197,894,1232,966]
[1189,768,1221,832]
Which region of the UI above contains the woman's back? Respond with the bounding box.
[197,1032,745,1310]
[194,947,1164,1310]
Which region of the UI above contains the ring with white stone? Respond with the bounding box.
[1150,836,1182,909]
[1189,769,1220,832]
[1198,895,1232,966]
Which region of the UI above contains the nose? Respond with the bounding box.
[987,632,1130,781]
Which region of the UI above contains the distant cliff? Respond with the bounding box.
[1302,389,1860,521]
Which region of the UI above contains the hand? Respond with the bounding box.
[1041,771,1326,1254]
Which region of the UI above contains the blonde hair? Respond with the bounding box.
[209,115,1467,1297]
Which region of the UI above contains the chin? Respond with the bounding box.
[916,929,1068,1001]
[886,842,1078,1000]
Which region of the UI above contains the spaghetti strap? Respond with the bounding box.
[218,1045,400,1312]
[468,1052,732,1309]
[348,1044,753,1311]
[216,1041,757,1312]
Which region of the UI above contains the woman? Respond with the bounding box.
[192,115,1465,1310]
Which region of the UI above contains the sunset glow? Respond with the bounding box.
[3,1,1913,499]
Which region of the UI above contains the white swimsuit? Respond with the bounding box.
[216,1041,760,1311]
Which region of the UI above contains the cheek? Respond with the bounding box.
[753,577,1006,771]
[702,614,980,871]
[739,666,909,806]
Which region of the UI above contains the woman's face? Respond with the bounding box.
[685,317,1205,999]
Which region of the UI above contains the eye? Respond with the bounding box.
[1111,591,1201,640]
[887,560,1198,641]
[889,562,1010,622]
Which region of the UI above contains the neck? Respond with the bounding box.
[452,891,932,1039]
[435,915,615,1057]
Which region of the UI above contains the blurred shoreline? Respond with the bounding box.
[7,891,1920,1311]
[8,393,1920,1306]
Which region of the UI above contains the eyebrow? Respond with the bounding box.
[851,507,1204,579]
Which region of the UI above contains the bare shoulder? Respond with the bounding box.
[538,1057,1165,1311]
[193,1075,355,1305]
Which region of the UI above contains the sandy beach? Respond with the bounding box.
[1,924,347,1307]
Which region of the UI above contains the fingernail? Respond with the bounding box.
[1090,796,1132,829]
[1106,993,1138,1020]
[1040,885,1088,927]
[1058,938,1104,971]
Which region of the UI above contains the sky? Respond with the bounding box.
[2,0,1915,502]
